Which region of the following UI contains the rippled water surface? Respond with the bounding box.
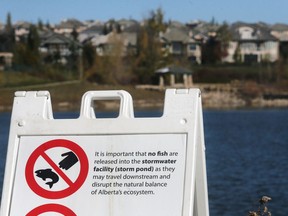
[0,109,287,215]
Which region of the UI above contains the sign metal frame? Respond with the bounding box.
[1,89,209,216]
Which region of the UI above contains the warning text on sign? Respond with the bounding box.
[91,150,179,196]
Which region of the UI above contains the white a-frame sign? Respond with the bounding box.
[1,89,209,216]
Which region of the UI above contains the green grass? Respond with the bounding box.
[1,67,288,112]
[0,72,165,112]
[0,71,50,87]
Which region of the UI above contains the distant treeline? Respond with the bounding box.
[1,10,288,85]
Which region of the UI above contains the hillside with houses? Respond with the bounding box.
[1,11,288,79]
[1,17,288,66]
[1,11,288,110]
[0,9,288,107]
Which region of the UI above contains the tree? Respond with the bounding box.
[67,41,80,71]
[233,44,241,63]
[14,25,41,67]
[86,32,133,84]
[27,25,40,53]
[2,12,15,52]
[45,21,51,29]
[5,12,13,33]
[201,20,233,64]
[71,28,78,41]
[82,42,96,71]
[147,8,166,34]
[201,36,221,64]
[217,22,232,60]
[37,19,44,30]
[133,8,167,84]
[27,25,40,65]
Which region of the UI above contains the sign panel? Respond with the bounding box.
[10,134,186,215]
[1,89,209,216]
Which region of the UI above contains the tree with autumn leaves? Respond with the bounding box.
[85,8,168,85]
[133,8,168,84]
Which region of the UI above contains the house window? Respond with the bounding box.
[240,42,257,51]
[239,27,254,39]
[172,42,183,54]
[189,44,197,51]
[264,41,276,50]
[162,43,169,49]
[244,54,258,63]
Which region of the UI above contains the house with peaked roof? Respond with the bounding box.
[187,20,220,42]
[271,23,288,60]
[89,31,137,56]
[160,26,202,64]
[0,52,13,70]
[117,19,139,32]
[271,23,288,41]
[224,22,279,63]
[14,21,32,41]
[39,33,81,64]
[78,24,104,43]
[54,19,86,36]
[121,32,137,55]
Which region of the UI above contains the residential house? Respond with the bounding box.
[117,19,140,32]
[39,32,81,64]
[103,19,121,34]
[224,22,279,63]
[89,31,137,56]
[271,23,288,59]
[0,52,13,70]
[160,26,202,64]
[14,21,32,41]
[271,23,288,41]
[120,32,137,55]
[187,20,219,42]
[54,19,86,36]
[78,23,104,43]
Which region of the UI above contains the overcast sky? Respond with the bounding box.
[0,0,287,25]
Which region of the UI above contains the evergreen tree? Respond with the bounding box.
[147,8,166,34]
[45,21,51,29]
[233,45,241,63]
[5,12,13,32]
[82,42,96,71]
[27,25,40,53]
[14,25,41,67]
[67,41,80,71]
[3,12,15,52]
[37,19,44,30]
[201,36,219,64]
[217,22,232,60]
[71,28,78,41]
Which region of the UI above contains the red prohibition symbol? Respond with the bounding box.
[26,203,76,216]
[25,139,89,199]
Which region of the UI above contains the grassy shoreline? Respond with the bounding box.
[0,81,166,112]
[1,80,288,113]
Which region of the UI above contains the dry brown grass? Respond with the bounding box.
[0,81,165,112]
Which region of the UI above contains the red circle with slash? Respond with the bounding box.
[26,203,76,216]
[25,139,89,199]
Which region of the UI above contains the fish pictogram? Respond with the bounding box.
[35,168,59,189]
